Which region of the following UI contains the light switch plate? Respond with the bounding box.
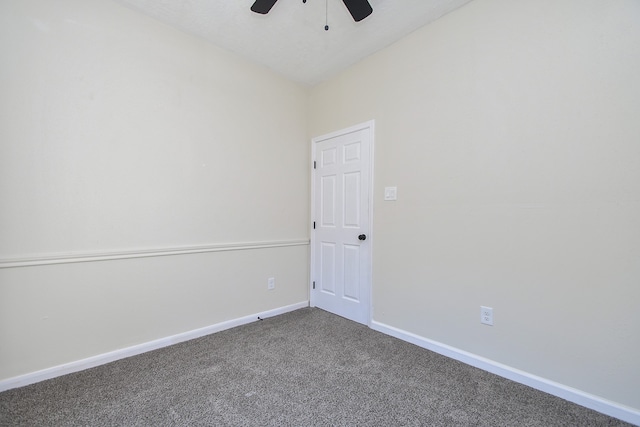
[384,187,397,201]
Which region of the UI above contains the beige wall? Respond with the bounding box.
[0,0,309,379]
[310,0,640,410]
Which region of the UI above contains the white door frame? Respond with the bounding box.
[309,120,375,326]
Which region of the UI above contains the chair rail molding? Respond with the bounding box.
[0,239,310,269]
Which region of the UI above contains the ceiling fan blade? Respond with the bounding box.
[251,0,279,14]
[342,0,373,22]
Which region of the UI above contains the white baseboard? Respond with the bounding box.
[0,301,309,393]
[370,320,640,426]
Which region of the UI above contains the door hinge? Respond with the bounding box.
[313,161,316,169]
[313,221,316,229]
[313,281,316,289]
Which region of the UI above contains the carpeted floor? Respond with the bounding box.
[0,308,632,426]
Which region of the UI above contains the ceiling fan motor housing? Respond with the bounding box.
[251,0,373,22]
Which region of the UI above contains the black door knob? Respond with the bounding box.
[358,234,367,241]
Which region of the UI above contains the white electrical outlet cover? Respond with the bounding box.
[480,306,493,326]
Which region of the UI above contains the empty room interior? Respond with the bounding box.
[1,0,639,424]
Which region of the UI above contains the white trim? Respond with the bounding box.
[0,239,310,269]
[370,320,640,426]
[0,301,309,393]
[311,120,375,143]
[367,121,375,328]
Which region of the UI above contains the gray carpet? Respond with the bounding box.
[0,308,631,426]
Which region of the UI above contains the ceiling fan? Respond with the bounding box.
[251,0,373,23]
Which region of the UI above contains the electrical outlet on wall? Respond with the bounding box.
[481,306,493,326]
[267,277,275,290]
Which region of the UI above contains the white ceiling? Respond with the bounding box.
[112,0,473,86]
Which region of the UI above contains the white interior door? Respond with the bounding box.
[310,122,373,325]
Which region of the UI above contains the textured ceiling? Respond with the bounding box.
[112,0,473,86]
